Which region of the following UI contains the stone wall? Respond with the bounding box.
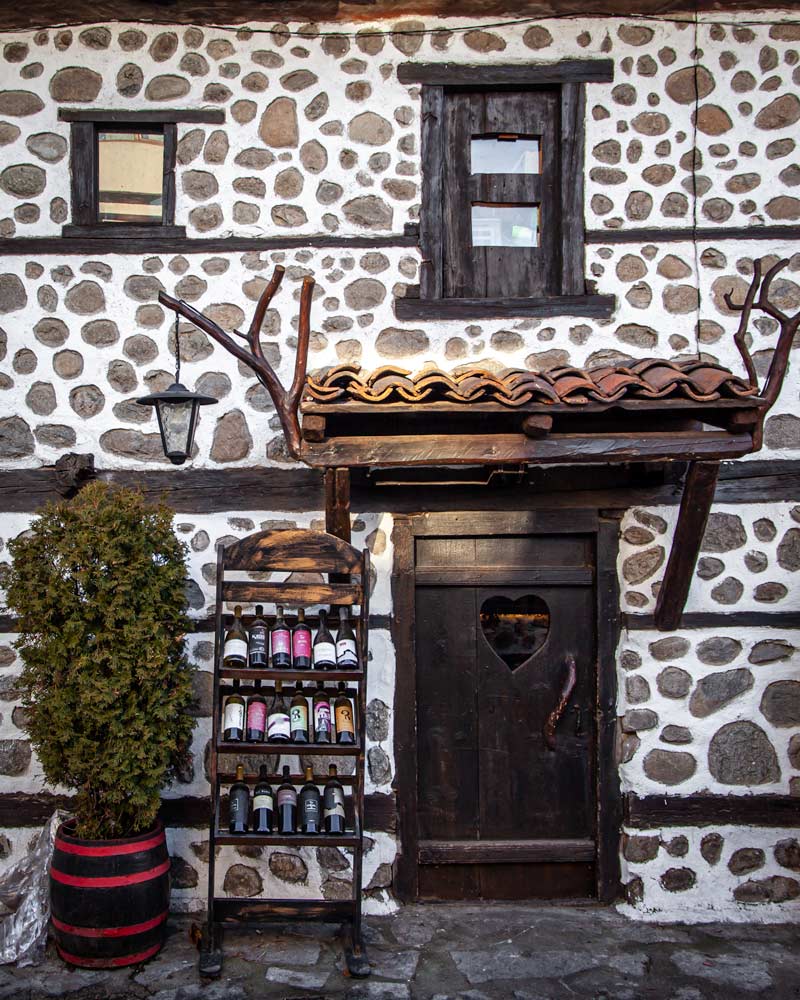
[0,11,798,922]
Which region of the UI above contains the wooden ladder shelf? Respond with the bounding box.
[201,528,371,979]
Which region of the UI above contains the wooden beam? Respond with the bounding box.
[626,794,800,829]
[398,59,614,85]
[395,292,615,320]
[325,468,352,543]
[624,611,800,630]
[653,461,720,631]
[0,234,418,256]
[587,224,800,245]
[58,108,225,124]
[418,838,595,864]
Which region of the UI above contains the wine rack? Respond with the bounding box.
[202,529,371,978]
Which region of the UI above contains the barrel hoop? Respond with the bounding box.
[56,941,162,968]
[54,831,165,857]
[51,909,168,939]
[51,858,170,889]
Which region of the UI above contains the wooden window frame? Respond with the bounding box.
[58,108,224,239]
[395,61,616,320]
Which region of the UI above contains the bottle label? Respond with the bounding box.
[324,787,346,820]
[271,630,291,655]
[230,791,247,815]
[303,797,321,820]
[249,630,267,654]
[293,630,311,659]
[290,703,308,731]
[314,641,336,665]
[314,700,331,734]
[336,638,358,666]
[268,712,290,739]
[277,788,296,807]
[223,701,245,731]
[254,792,273,811]
[335,701,355,734]
[224,638,248,660]
[247,701,267,732]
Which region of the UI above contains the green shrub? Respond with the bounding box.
[6,482,195,839]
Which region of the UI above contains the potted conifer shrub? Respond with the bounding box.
[5,482,195,968]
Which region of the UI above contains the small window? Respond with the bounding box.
[470,134,541,175]
[56,108,227,238]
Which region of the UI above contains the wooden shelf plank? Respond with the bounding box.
[220,668,364,683]
[418,838,596,865]
[214,832,359,848]
[221,580,362,605]
[212,898,354,923]
[215,741,360,755]
[218,772,355,786]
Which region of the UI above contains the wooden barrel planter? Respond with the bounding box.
[49,819,170,968]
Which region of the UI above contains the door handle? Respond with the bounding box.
[544,654,577,751]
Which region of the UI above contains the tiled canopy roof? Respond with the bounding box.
[305,359,758,408]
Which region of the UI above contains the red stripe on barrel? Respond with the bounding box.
[50,858,170,889]
[51,909,168,939]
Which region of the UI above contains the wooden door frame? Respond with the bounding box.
[390,508,623,903]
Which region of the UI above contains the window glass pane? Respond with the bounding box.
[97,131,164,224]
[471,204,539,248]
[471,136,540,175]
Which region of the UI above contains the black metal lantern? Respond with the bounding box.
[136,310,217,465]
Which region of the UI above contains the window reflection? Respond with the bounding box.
[471,135,541,175]
[471,203,539,248]
[98,131,164,224]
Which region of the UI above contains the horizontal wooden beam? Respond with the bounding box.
[58,108,225,124]
[626,794,800,829]
[624,611,800,630]
[0,233,418,256]
[587,225,800,245]
[418,838,595,864]
[0,612,394,633]
[301,430,754,468]
[414,565,593,585]
[0,790,396,832]
[398,59,614,85]
[395,292,615,320]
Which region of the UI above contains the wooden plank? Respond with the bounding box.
[419,85,444,299]
[398,60,615,86]
[59,108,226,124]
[418,839,595,864]
[213,898,353,923]
[626,794,800,829]
[390,516,418,902]
[625,611,800,630]
[411,509,598,537]
[61,224,187,238]
[414,566,593,586]
[162,122,177,226]
[395,292,616,320]
[215,832,360,848]
[596,515,623,904]
[301,431,755,468]
[223,528,362,573]
[221,581,362,606]
[0,234,418,256]
[587,224,800,245]
[325,468,352,543]
[69,121,95,227]
[560,83,586,295]
[654,461,721,631]
[302,397,762,417]
[216,740,361,755]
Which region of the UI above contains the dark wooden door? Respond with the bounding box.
[414,531,597,900]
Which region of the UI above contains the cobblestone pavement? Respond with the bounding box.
[0,904,798,1000]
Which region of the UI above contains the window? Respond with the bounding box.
[395,61,615,320]
[58,108,224,238]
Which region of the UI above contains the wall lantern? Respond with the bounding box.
[136,310,218,465]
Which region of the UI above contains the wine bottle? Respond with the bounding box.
[252,764,273,834]
[245,681,267,743]
[299,766,321,835]
[312,681,332,744]
[277,764,297,835]
[228,763,249,834]
[223,605,248,668]
[313,610,336,670]
[335,607,359,669]
[334,682,355,745]
[222,681,245,742]
[290,681,309,744]
[248,604,269,668]
[267,680,291,743]
[323,764,346,835]
[271,605,292,669]
[292,608,312,670]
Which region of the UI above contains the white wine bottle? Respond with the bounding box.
[223,605,248,668]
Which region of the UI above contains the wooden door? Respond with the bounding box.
[413,531,597,900]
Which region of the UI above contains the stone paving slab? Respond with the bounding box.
[0,904,797,1000]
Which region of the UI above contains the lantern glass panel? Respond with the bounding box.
[157,398,195,462]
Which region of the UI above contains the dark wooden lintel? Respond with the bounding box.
[58,108,225,124]
[624,611,800,630]
[418,838,595,864]
[626,793,800,829]
[398,59,614,86]
[395,291,615,320]
[0,234,418,256]
[587,224,800,245]
[654,461,720,631]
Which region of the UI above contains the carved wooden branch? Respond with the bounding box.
[724,255,799,413]
[158,265,314,459]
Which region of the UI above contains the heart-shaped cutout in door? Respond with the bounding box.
[479,594,550,670]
